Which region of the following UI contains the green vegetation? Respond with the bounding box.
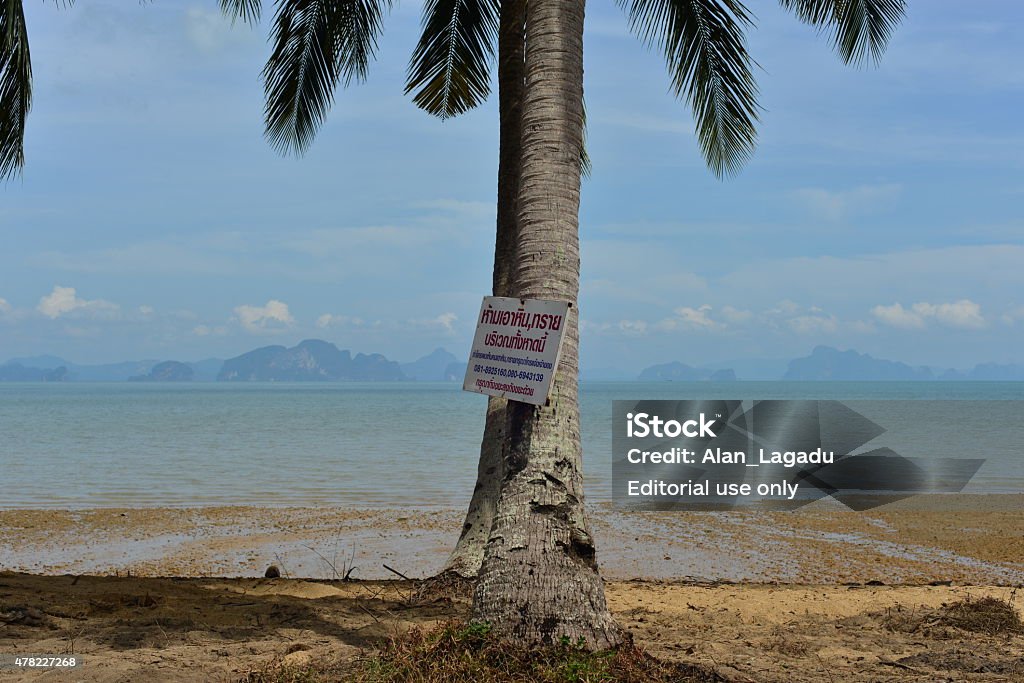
[241,621,722,683]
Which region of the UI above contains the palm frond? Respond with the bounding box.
[779,0,905,65]
[220,0,262,25]
[405,0,498,118]
[263,0,390,156]
[1,0,31,180]
[618,0,759,177]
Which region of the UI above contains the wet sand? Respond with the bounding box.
[1,494,1022,585]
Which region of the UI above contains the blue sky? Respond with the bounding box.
[1,0,1022,373]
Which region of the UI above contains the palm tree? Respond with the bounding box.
[404,0,905,646]
[1,0,905,649]
[466,0,622,644]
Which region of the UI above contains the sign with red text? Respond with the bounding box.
[463,296,570,406]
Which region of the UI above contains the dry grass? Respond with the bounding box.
[408,572,475,604]
[882,594,1022,638]
[764,627,810,657]
[937,595,1023,635]
[240,657,355,683]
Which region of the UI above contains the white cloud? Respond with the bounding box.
[872,299,986,330]
[793,184,901,222]
[871,302,925,329]
[1001,306,1024,325]
[849,320,878,335]
[435,312,457,332]
[617,320,648,335]
[579,319,653,336]
[656,305,722,331]
[0,297,10,314]
[36,285,119,320]
[233,299,294,334]
[720,306,752,323]
[409,312,458,333]
[756,301,844,336]
[788,314,839,335]
[316,313,365,329]
[765,300,802,317]
[139,305,154,315]
[919,300,986,329]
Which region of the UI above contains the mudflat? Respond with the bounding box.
[1,495,1022,584]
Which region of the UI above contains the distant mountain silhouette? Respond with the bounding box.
[73,360,162,381]
[217,339,405,381]
[939,363,1024,381]
[4,344,1022,382]
[0,363,68,382]
[701,358,790,381]
[5,355,219,382]
[784,346,933,381]
[129,361,194,382]
[187,359,224,382]
[5,354,70,369]
[638,362,736,382]
[401,348,459,381]
[443,361,467,381]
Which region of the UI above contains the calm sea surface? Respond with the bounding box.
[1,382,1022,509]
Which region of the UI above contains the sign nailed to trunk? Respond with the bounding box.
[463,296,570,406]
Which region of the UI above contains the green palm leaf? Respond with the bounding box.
[1,0,31,180]
[779,0,905,65]
[618,0,759,177]
[263,0,390,156]
[220,0,262,25]
[405,0,498,119]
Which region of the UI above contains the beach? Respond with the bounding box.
[3,495,1024,679]
[1,574,1021,682]
[3,495,1023,584]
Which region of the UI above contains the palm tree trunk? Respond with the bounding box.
[470,0,621,648]
[443,0,526,578]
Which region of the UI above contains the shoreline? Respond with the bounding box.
[2,494,1022,585]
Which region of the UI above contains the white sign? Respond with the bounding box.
[463,296,570,406]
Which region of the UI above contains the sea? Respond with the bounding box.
[1,382,1023,509]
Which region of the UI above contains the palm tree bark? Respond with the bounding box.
[471,0,621,648]
[443,0,525,577]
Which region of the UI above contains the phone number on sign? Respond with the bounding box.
[472,365,545,382]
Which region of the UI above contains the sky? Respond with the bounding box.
[1,0,1022,374]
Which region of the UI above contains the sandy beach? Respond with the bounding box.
[2,494,1023,681]
[1,575,1022,682]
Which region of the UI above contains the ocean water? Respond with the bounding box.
[1,382,1022,509]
